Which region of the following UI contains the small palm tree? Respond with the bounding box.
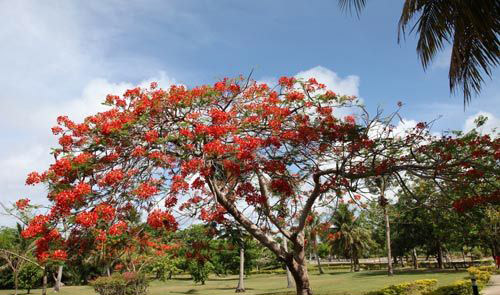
[338,0,499,105]
[304,212,325,274]
[329,204,373,272]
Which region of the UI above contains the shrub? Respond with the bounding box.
[466,266,491,285]
[364,279,437,295]
[91,272,148,295]
[18,264,42,294]
[423,280,472,295]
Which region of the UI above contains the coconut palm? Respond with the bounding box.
[338,0,499,105]
[304,212,325,274]
[329,204,374,272]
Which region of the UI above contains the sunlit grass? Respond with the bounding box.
[0,268,468,295]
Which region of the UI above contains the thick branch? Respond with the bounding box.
[205,177,286,260]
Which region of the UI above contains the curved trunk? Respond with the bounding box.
[315,252,324,274]
[235,247,245,293]
[286,254,312,295]
[54,265,63,292]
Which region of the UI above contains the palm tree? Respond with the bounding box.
[304,212,324,274]
[329,204,373,272]
[338,0,499,105]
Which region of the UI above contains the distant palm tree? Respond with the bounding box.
[304,212,325,274]
[338,0,499,105]
[330,204,373,272]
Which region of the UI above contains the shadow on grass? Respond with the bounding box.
[326,271,351,276]
[353,269,465,277]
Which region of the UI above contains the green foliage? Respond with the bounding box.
[365,279,437,295]
[146,254,181,281]
[317,242,330,259]
[187,260,213,285]
[91,272,148,295]
[0,267,14,289]
[18,263,42,293]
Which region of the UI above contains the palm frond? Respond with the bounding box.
[338,0,367,17]
[399,0,500,106]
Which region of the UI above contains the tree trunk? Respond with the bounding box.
[383,204,393,276]
[437,242,444,269]
[315,247,324,274]
[462,250,467,268]
[235,247,245,293]
[354,255,360,272]
[14,269,19,295]
[54,265,63,292]
[282,238,294,289]
[287,239,313,295]
[42,268,47,295]
[412,248,418,269]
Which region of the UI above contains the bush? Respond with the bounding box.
[187,261,213,285]
[18,264,42,294]
[364,279,437,295]
[91,272,148,295]
[466,266,490,285]
[422,280,472,295]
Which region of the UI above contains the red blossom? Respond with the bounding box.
[15,198,30,210]
[98,169,124,187]
[108,221,128,236]
[133,182,159,199]
[147,210,178,231]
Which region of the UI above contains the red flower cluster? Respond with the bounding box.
[133,182,159,199]
[145,130,159,143]
[52,249,68,261]
[147,209,178,231]
[98,169,124,187]
[15,198,30,210]
[26,171,43,185]
[75,211,98,227]
[22,215,50,239]
[96,203,116,221]
[270,178,294,196]
[109,221,128,236]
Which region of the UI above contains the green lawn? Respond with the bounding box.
[0,269,469,295]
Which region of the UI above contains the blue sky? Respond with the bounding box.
[0,0,498,224]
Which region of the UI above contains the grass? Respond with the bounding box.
[0,268,468,295]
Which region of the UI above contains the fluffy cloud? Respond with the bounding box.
[0,74,176,226]
[295,66,360,97]
[463,112,499,134]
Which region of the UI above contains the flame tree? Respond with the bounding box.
[22,76,498,295]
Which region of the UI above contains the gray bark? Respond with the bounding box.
[235,247,245,292]
[54,265,63,292]
[282,238,294,289]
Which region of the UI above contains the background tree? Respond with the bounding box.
[329,203,374,272]
[18,263,42,294]
[338,0,499,105]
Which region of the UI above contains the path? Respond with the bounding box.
[483,274,500,295]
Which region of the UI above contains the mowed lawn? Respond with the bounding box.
[0,269,468,295]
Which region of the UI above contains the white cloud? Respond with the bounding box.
[463,112,499,134]
[0,74,176,226]
[295,66,360,97]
